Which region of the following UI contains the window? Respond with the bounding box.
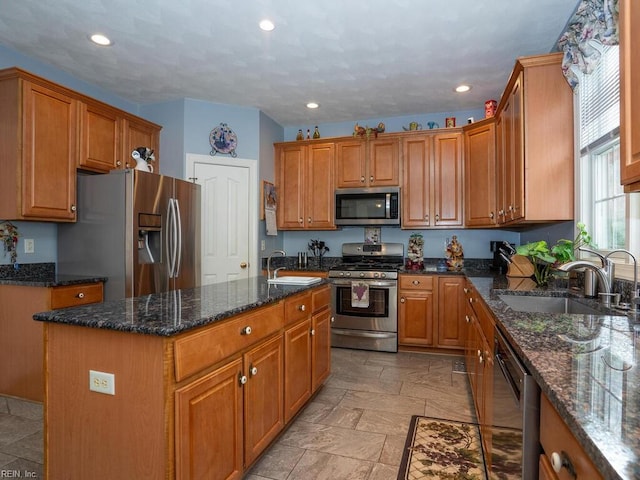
[578,44,640,278]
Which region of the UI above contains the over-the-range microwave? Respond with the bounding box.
[335,187,400,226]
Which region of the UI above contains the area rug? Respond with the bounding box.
[397,416,487,480]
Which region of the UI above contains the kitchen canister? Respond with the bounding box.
[485,99,497,118]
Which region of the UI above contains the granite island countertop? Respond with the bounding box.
[33,275,327,336]
[469,275,639,480]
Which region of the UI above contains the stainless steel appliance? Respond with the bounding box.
[58,169,200,301]
[329,242,404,352]
[335,187,400,226]
[492,327,540,479]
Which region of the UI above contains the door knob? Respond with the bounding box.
[240,262,247,269]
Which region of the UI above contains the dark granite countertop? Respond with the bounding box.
[469,275,639,480]
[33,276,327,336]
[0,274,107,287]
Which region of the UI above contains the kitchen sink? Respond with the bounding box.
[498,295,604,315]
[267,276,322,286]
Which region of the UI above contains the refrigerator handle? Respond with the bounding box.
[174,198,183,278]
[166,199,176,278]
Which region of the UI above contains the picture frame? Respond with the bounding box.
[261,181,276,220]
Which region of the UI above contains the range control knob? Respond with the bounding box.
[359,272,365,278]
[373,272,380,278]
[381,272,387,278]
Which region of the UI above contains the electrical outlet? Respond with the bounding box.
[89,370,115,395]
[24,238,34,254]
[261,240,266,251]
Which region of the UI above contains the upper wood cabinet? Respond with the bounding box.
[464,118,497,227]
[620,0,640,191]
[275,141,336,230]
[122,116,161,170]
[335,137,400,187]
[402,131,464,228]
[495,53,574,225]
[0,70,78,221]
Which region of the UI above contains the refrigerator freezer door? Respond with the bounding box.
[172,178,200,291]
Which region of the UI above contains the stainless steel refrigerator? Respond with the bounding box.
[58,169,200,301]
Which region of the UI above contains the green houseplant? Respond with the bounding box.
[515,222,593,286]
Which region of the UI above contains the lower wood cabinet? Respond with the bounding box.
[398,274,465,349]
[0,282,103,402]
[284,318,313,422]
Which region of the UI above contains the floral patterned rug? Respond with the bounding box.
[397,416,487,480]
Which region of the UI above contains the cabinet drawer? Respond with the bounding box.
[50,283,103,309]
[399,275,434,290]
[174,302,283,382]
[311,285,330,313]
[284,292,312,325]
[540,394,602,479]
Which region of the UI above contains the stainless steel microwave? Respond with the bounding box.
[335,187,400,226]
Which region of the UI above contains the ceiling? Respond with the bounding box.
[0,0,578,127]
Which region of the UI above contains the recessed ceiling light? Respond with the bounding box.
[455,84,471,93]
[259,19,275,31]
[306,102,319,109]
[89,34,112,46]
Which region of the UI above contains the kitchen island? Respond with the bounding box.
[33,276,331,480]
[470,275,639,480]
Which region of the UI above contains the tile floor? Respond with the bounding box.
[0,348,474,480]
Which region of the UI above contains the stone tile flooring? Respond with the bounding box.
[0,348,473,480]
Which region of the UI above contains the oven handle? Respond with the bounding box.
[495,351,522,407]
[331,329,397,339]
[330,280,397,288]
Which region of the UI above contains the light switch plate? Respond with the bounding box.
[24,238,34,254]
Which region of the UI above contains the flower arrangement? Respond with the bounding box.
[0,221,19,265]
[308,239,330,262]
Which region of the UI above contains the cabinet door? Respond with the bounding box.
[22,81,77,221]
[244,335,284,466]
[284,319,312,422]
[306,143,335,229]
[335,140,366,188]
[175,358,243,480]
[398,291,435,346]
[433,133,464,226]
[436,276,465,349]
[369,138,400,186]
[402,135,432,227]
[495,110,507,224]
[311,308,331,392]
[510,74,524,222]
[464,120,496,227]
[620,0,640,190]
[277,145,306,229]
[122,117,160,169]
[79,102,122,173]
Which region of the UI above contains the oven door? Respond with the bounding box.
[330,279,397,332]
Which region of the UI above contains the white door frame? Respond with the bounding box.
[185,153,259,279]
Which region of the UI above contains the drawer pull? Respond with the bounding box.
[239,374,248,386]
[412,280,420,285]
[400,297,405,303]
[551,451,576,477]
[250,366,258,377]
[465,315,470,323]
[298,304,306,312]
[76,292,85,299]
[241,326,252,335]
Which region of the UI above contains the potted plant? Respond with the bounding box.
[515,222,593,286]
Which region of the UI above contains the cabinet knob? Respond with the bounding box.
[241,326,252,335]
[425,214,429,221]
[465,315,470,323]
[238,374,248,386]
[400,297,405,303]
[76,292,85,299]
[298,218,303,224]
[298,304,306,312]
[469,298,474,304]
[370,175,374,182]
[551,451,576,477]
[250,366,258,377]
[330,316,335,323]
[116,160,122,167]
[308,217,312,223]
[310,329,315,336]
[412,280,420,285]
[70,204,77,212]
[464,288,469,293]
[435,214,440,222]
[489,211,495,219]
[360,176,365,183]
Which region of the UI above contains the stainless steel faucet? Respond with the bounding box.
[557,247,613,297]
[266,250,286,280]
[605,249,639,313]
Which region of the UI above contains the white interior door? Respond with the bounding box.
[186,154,258,285]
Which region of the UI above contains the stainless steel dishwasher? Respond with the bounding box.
[491,328,540,480]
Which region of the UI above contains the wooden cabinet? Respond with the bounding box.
[620,0,640,191]
[495,53,574,225]
[0,70,78,221]
[539,393,602,479]
[311,285,332,391]
[79,101,161,173]
[402,132,464,228]
[464,119,497,227]
[275,141,336,230]
[0,282,103,402]
[398,275,464,349]
[335,137,400,187]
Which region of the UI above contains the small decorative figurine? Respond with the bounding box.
[445,235,464,271]
[406,234,424,270]
[306,129,311,139]
[296,129,304,141]
[131,147,155,172]
[313,126,320,139]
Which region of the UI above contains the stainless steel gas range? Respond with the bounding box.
[328,242,404,352]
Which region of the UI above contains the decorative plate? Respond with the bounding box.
[209,123,238,157]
